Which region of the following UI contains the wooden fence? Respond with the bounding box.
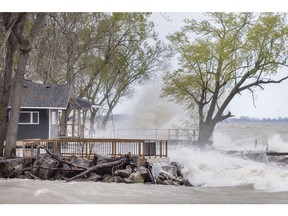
[22,138,168,160]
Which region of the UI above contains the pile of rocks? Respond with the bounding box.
[0,153,193,187]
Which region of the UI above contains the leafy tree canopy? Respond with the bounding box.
[162,12,288,144]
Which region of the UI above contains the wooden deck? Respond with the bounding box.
[22,138,169,161]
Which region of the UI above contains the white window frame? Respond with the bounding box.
[19,111,39,125]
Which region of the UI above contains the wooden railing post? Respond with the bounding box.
[23,142,26,158]
[37,142,40,156]
[142,141,145,160]
[85,142,88,159]
[154,141,157,158]
[160,140,162,158]
[112,141,116,157]
[165,140,168,157]
[30,142,33,158]
[138,142,141,157]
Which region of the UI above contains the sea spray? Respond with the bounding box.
[169,146,288,192]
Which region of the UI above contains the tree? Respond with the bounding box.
[4,13,46,158]
[0,13,19,156]
[88,13,164,130]
[162,13,288,145]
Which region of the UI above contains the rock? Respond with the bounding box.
[31,154,60,180]
[68,155,92,168]
[170,162,183,178]
[17,175,27,179]
[59,155,93,178]
[115,176,125,183]
[114,169,129,178]
[162,180,172,185]
[102,174,123,183]
[24,171,40,180]
[182,179,193,187]
[0,157,32,178]
[129,166,151,183]
[156,171,181,185]
[129,172,145,183]
[153,161,194,187]
[123,178,133,184]
[114,165,132,178]
[156,169,193,187]
[53,173,68,181]
[85,172,102,181]
[135,166,151,182]
[130,155,141,167]
[162,162,183,179]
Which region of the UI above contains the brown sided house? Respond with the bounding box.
[8,80,98,140]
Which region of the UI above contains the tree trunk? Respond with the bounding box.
[197,121,215,146]
[89,109,97,136]
[0,50,14,156]
[0,13,18,156]
[59,110,68,136]
[5,48,30,158]
[0,104,8,156]
[101,108,112,130]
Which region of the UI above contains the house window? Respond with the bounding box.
[19,111,39,124]
[51,111,57,125]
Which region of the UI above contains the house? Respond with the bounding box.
[8,80,98,140]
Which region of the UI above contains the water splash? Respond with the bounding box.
[169,146,288,192]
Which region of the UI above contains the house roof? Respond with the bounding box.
[71,98,102,110]
[10,80,72,109]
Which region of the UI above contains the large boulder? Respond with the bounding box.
[129,172,145,183]
[156,171,182,186]
[161,162,183,179]
[31,154,61,180]
[155,162,193,187]
[129,166,151,183]
[114,165,132,178]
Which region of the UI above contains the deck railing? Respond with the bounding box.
[22,138,168,160]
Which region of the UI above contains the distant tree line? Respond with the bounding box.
[229,117,288,123]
